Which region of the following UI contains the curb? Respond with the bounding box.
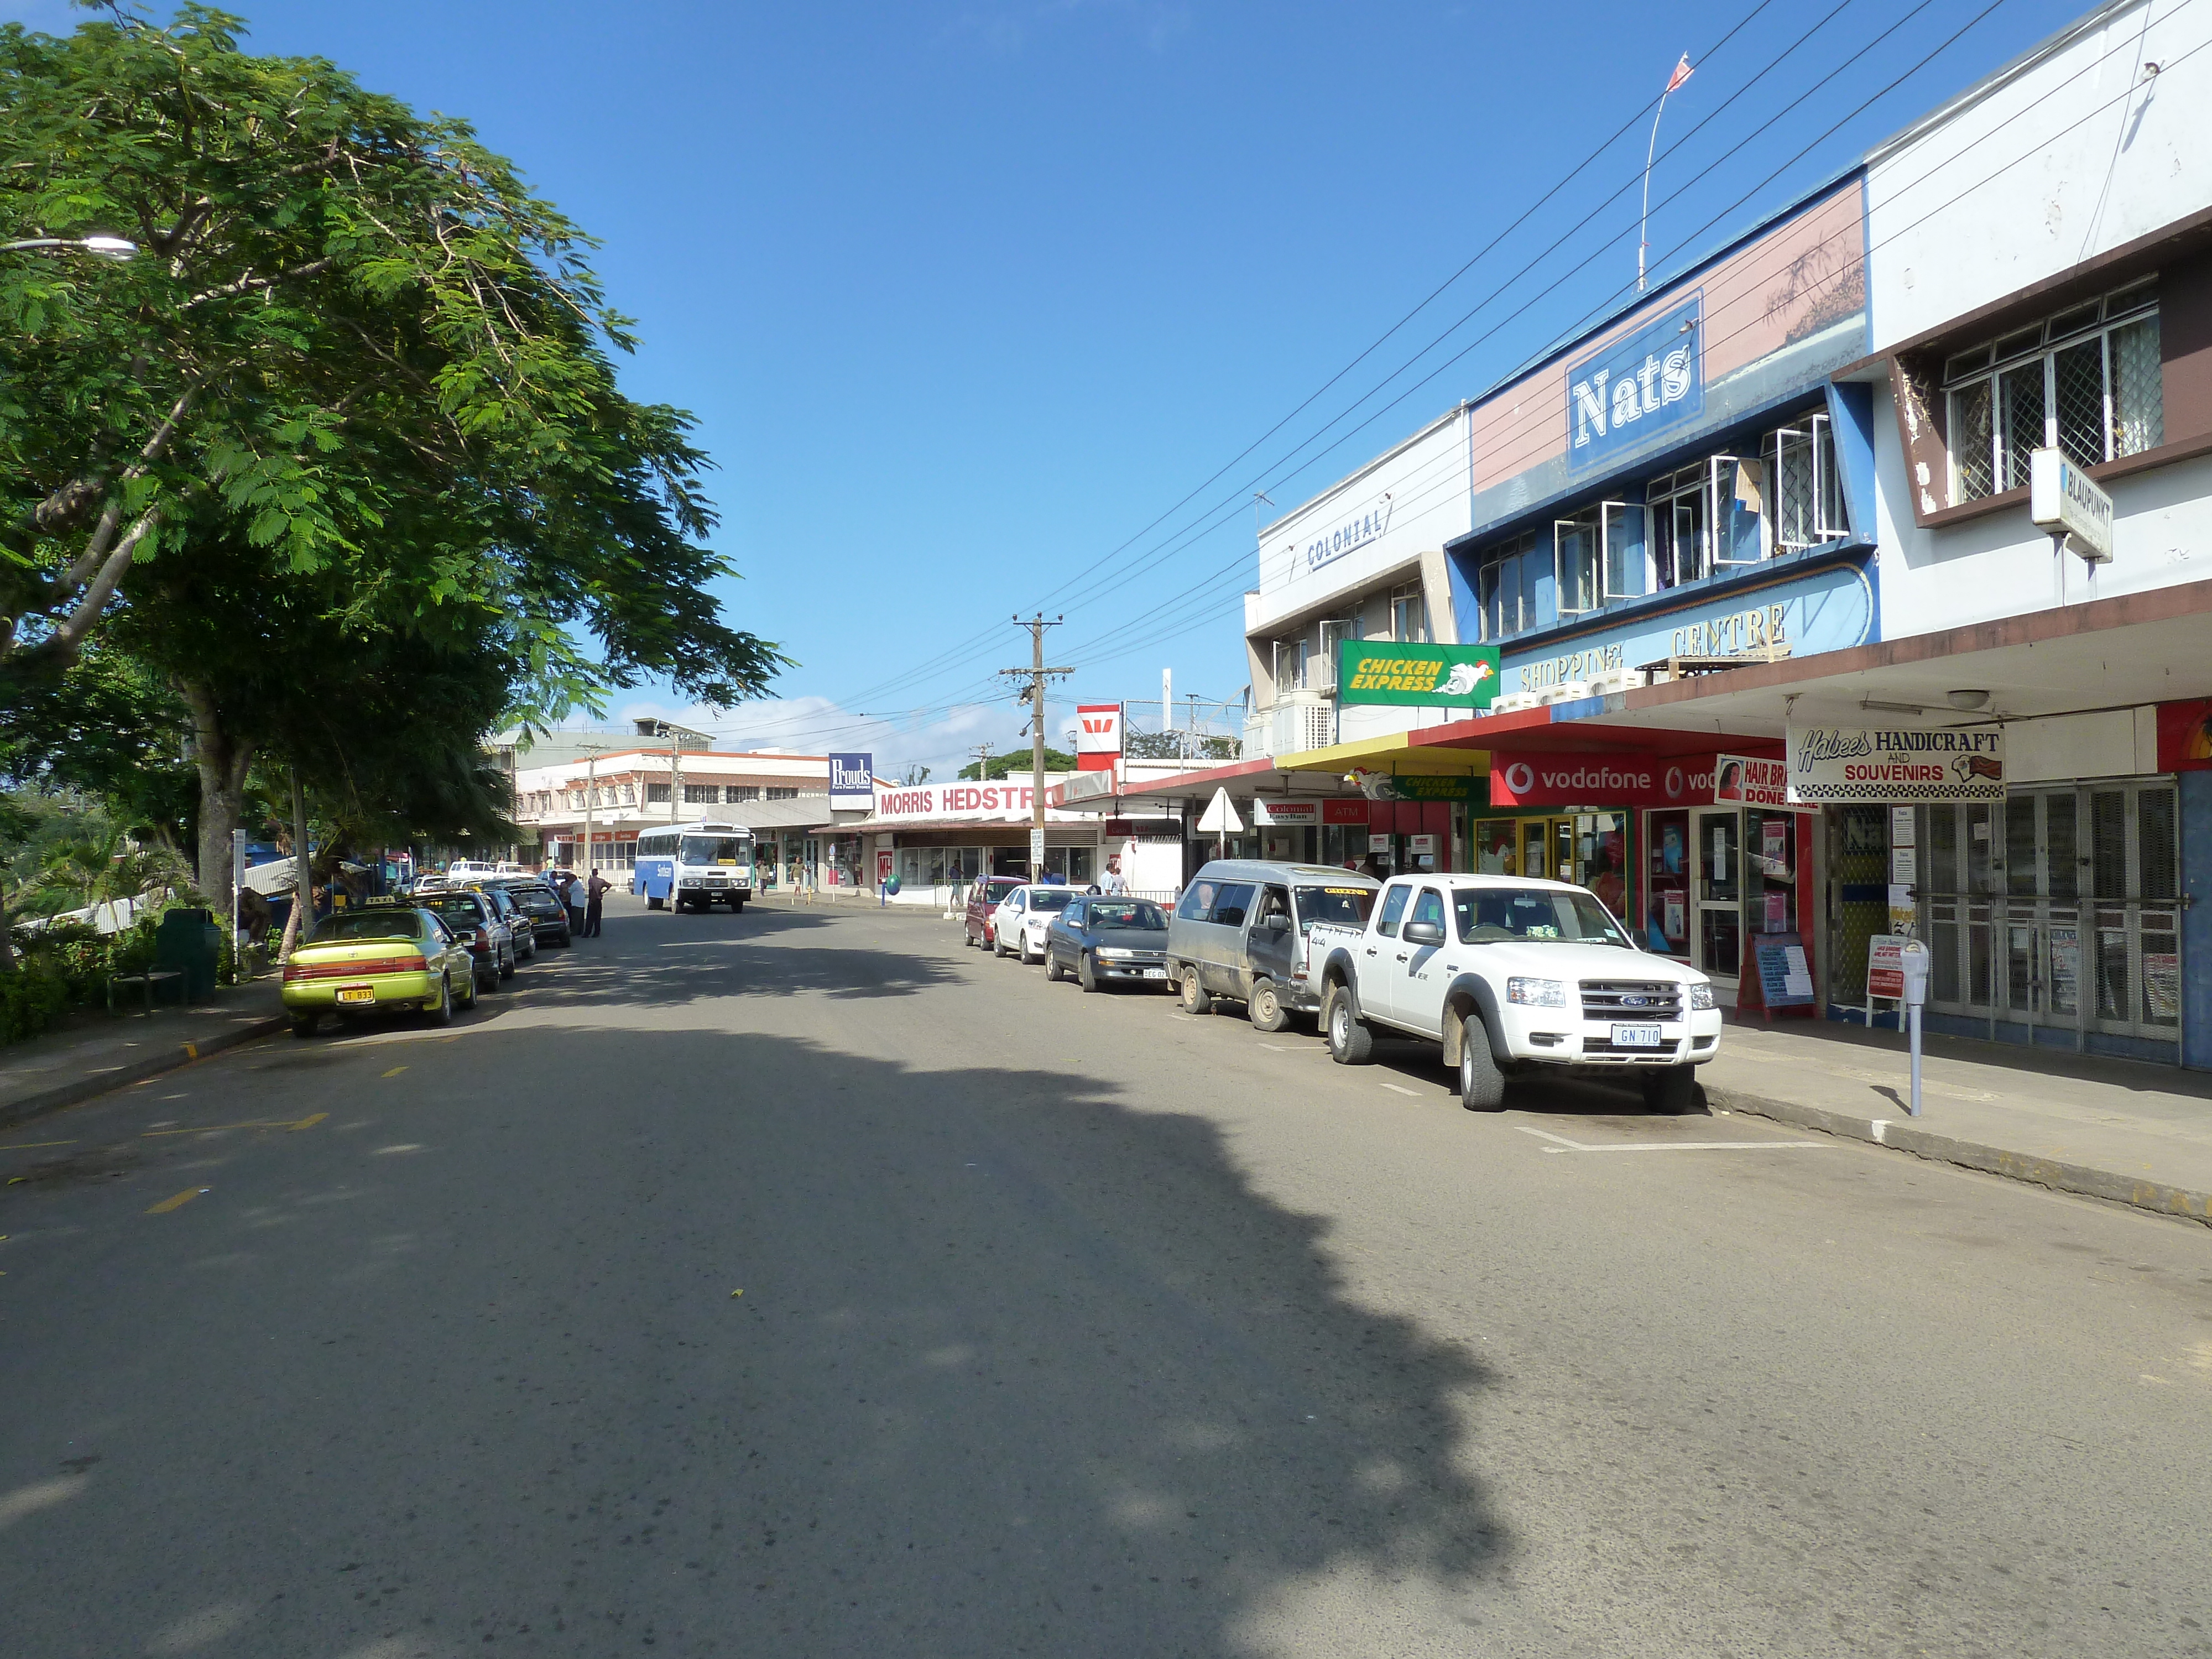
[1702,1079,2212,1228]
[0,1011,288,1135]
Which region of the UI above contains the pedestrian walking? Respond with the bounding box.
[1101,856,1129,896]
[583,869,608,937]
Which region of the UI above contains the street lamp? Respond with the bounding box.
[1,235,138,261]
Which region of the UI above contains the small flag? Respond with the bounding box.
[1665,53,1694,94]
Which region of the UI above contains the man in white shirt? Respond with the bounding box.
[1101,856,1129,896]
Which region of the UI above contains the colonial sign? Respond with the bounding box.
[1337,641,1500,708]
[828,752,875,805]
[1488,752,1717,809]
[1566,295,1703,471]
[1713,754,1813,812]
[1304,492,1394,577]
[1074,703,1122,771]
[1785,726,2005,804]
[1249,800,1320,826]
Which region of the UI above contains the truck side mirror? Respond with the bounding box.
[1402,919,1445,946]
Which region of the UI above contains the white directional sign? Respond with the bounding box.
[1194,787,1244,834]
[2030,447,2114,564]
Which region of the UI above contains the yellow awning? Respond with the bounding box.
[1273,731,1489,776]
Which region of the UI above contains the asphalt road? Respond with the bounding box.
[3,894,2208,1658]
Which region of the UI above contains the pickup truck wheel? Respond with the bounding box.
[1324,985,1373,1064]
[1457,1014,1506,1110]
[1179,967,1213,1015]
[1248,979,1288,1032]
[1643,1065,1699,1115]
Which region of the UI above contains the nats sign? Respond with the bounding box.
[1075,703,1122,772]
[1488,751,1717,808]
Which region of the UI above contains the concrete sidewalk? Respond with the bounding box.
[1699,1014,2212,1225]
[0,977,287,1133]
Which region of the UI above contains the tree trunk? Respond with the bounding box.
[0,901,15,972]
[182,679,254,920]
[278,768,309,964]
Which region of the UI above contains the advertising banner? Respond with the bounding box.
[828,752,875,805]
[1337,641,1500,708]
[1074,703,1123,772]
[1786,726,2005,804]
[1250,800,1319,826]
[1321,799,1370,825]
[1713,754,1814,812]
[2156,699,2212,771]
[1566,294,1703,471]
[1487,752,1717,809]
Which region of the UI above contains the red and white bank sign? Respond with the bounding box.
[1713,754,1815,812]
[1075,703,1122,771]
[1487,751,1717,808]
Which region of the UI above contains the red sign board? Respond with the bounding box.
[1713,754,1816,812]
[2156,700,2212,771]
[1321,799,1370,825]
[1867,935,1908,1000]
[1488,752,1717,808]
[1076,703,1122,771]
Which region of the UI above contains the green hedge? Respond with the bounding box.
[1,904,246,1045]
[0,964,70,1042]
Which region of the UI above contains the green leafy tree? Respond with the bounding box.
[0,6,787,901]
[959,748,1077,781]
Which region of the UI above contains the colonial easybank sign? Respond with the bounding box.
[1566,295,1703,471]
[1487,752,1717,808]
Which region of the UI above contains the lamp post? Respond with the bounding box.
[1,236,137,260]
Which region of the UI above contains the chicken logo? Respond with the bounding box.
[1345,768,1397,801]
[1436,660,1494,700]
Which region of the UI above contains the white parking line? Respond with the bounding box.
[1515,1125,1835,1155]
[1258,1043,1324,1053]
[1380,1082,1422,1097]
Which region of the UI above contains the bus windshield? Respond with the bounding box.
[679,836,751,867]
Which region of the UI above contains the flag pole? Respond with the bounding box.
[1639,54,1693,293]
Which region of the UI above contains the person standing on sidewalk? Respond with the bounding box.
[583,869,608,937]
[1102,855,1129,896]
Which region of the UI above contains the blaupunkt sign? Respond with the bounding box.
[1337,642,1500,708]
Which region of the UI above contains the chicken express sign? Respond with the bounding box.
[1337,642,1500,708]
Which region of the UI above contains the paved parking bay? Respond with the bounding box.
[3,894,2207,1657]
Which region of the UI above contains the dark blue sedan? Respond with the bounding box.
[1043,897,1173,993]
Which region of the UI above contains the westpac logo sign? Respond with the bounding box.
[1565,295,1702,469]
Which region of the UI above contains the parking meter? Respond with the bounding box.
[1898,940,1931,1117]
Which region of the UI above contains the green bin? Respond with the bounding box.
[154,907,223,1001]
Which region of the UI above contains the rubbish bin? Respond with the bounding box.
[154,907,223,1001]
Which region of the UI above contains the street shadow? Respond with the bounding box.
[1365,1035,1707,1119]
[0,1023,1515,1658]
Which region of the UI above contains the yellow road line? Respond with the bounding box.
[382,1066,407,1078]
[146,1188,205,1214]
[0,1140,75,1151]
[182,1042,198,1060]
[290,1112,327,1131]
[141,1114,324,1138]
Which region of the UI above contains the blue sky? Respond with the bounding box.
[12,0,2098,775]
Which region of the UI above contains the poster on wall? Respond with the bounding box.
[2155,700,2212,770]
[828,752,875,805]
[1786,726,2005,804]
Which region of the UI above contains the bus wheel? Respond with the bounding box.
[647,896,664,911]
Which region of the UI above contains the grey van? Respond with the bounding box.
[1166,860,1383,1032]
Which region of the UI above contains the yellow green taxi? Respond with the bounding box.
[281,903,478,1036]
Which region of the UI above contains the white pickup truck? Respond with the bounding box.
[1306,872,1724,1113]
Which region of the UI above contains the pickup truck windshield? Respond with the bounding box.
[1295,886,1375,933]
[1455,887,1631,947]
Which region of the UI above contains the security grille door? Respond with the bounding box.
[1919,784,2178,1048]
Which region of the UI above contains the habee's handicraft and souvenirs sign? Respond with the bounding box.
[1337,642,1501,708]
[1785,726,2005,804]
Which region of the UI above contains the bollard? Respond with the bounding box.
[1898,940,1932,1117]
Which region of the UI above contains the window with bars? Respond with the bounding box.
[1944,280,2162,504]
[684,784,718,804]
[1764,413,1846,553]
[765,786,800,800]
[1474,529,1543,642]
[1388,585,1426,644]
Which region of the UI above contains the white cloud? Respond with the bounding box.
[610,693,1027,782]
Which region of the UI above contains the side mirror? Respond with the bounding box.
[1402,919,1446,946]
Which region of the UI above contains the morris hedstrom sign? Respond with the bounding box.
[1566,295,1703,471]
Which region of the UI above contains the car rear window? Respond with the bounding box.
[1295,885,1374,933]
[1088,901,1166,930]
[421,895,487,926]
[311,910,426,942]
[1030,890,1076,913]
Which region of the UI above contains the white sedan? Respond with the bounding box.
[990,884,1080,963]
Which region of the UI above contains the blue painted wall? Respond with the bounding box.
[2183,769,2212,1071]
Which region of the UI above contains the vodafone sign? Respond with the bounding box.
[1488,751,1717,809]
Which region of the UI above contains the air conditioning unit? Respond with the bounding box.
[1536,681,1592,706]
[1587,667,1647,696]
[1490,691,1541,714]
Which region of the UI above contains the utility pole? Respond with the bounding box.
[968,742,995,781]
[998,616,1072,883]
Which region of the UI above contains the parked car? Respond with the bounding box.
[411,888,515,990]
[962,876,1029,950]
[994,884,1078,963]
[471,883,536,961]
[1307,873,1721,1113]
[502,881,573,948]
[281,904,478,1035]
[445,858,525,880]
[1165,860,1383,1031]
[1043,896,1173,992]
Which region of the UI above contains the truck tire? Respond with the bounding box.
[1248,978,1288,1032]
[1457,1012,1506,1110]
[1179,966,1213,1015]
[1643,1065,1699,1115]
[1324,984,1373,1065]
